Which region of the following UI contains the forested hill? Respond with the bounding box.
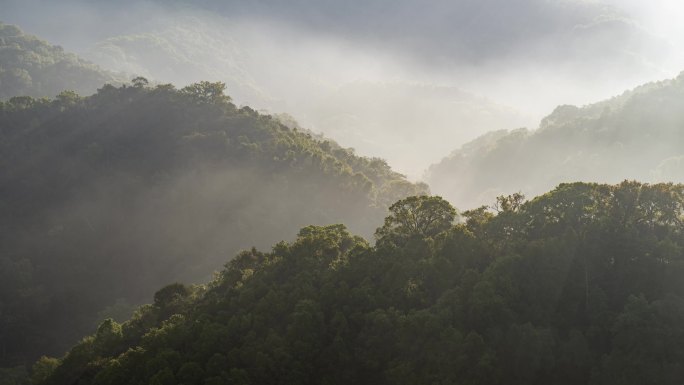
[426,71,684,209]
[36,181,684,385]
[0,80,427,369]
[0,22,123,99]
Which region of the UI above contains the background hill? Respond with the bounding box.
[6,0,681,178]
[0,22,123,99]
[0,80,426,368]
[82,17,532,178]
[427,72,684,208]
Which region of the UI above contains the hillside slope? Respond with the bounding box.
[0,22,122,99]
[37,182,684,385]
[85,18,532,177]
[0,81,426,367]
[427,72,684,208]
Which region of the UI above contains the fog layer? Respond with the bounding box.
[4,0,684,178]
[427,73,684,208]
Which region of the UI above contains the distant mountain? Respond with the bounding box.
[79,0,666,69]
[0,22,123,99]
[2,0,677,177]
[83,18,532,177]
[0,81,426,367]
[87,21,269,107]
[303,81,530,178]
[426,72,684,208]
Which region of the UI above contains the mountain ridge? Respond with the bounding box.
[426,70,684,208]
[33,181,684,385]
[0,79,427,368]
[0,22,125,99]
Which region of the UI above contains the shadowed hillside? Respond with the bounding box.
[36,182,684,385]
[0,80,426,368]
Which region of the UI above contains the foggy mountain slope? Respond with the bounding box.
[87,20,270,108]
[0,22,124,99]
[29,0,662,70]
[39,182,684,385]
[0,81,427,367]
[426,71,684,208]
[4,0,676,178]
[81,17,533,177]
[303,81,529,177]
[195,0,665,74]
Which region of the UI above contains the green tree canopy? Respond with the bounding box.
[180,81,231,104]
[375,195,457,246]
[34,182,684,385]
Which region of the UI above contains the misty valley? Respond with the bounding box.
[2,1,684,384]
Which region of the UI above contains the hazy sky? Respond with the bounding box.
[3,0,684,178]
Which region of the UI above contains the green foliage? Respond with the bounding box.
[153,284,196,321]
[0,80,425,368]
[375,195,457,247]
[30,357,58,385]
[180,81,231,105]
[0,23,122,99]
[93,320,123,356]
[36,182,684,385]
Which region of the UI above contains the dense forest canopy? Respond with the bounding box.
[2,2,684,384]
[0,22,123,99]
[31,181,684,385]
[0,80,426,370]
[427,71,684,208]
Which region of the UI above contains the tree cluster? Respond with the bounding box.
[34,182,684,385]
[0,23,122,100]
[0,80,426,371]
